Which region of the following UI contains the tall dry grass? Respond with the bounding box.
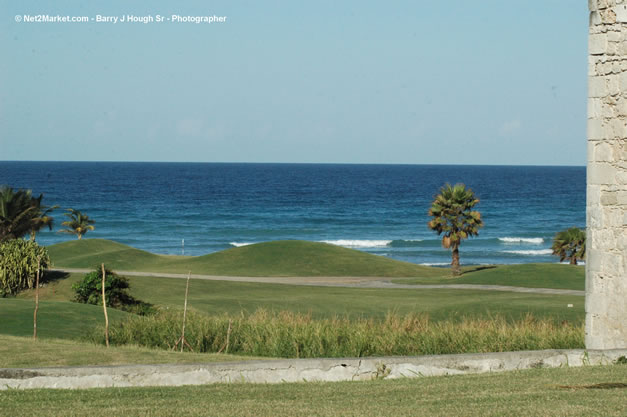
[88,309,583,358]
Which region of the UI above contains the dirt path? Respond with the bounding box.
[53,268,584,296]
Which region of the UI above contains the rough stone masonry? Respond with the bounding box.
[586,0,627,349]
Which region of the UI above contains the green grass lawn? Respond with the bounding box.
[0,335,258,368]
[394,263,585,290]
[127,275,584,322]
[14,272,585,324]
[1,365,625,417]
[1,239,585,361]
[47,239,447,277]
[0,299,130,339]
[47,239,584,291]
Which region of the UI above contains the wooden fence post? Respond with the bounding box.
[33,256,41,340]
[174,271,193,352]
[102,263,109,348]
[181,271,190,352]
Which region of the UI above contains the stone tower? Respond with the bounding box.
[586,0,627,349]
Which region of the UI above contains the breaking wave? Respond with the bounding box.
[229,242,254,247]
[389,239,424,247]
[320,239,392,248]
[502,249,553,255]
[498,237,544,244]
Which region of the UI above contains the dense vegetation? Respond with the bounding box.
[91,309,584,358]
[72,266,153,315]
[0,239,50,296]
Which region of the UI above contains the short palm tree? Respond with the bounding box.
[0,186,57,242]
[551,227,586,265]
[28,194,59,241]
[0,186,35,241]
[59,209,95,240]
[427,183,484,276]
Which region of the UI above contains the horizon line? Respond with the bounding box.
[0,160,586,168]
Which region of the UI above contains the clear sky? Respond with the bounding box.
[1,1,589,165]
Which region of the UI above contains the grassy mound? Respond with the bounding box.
[188,240,445,277]
[47,239,164,271]
[48,239,445,277]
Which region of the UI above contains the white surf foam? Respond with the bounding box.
[229,242,254,247]
[420,262,450,266]
[320,239,392,248]
[499,237,544,244]
[502,249,553,255]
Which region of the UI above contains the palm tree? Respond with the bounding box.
[28,194,59,241]
[0,186,34,241]
[59,209,95,240]
[0,186,59,242]
[427,183,484,276]
[0,186,58,242]
[551,227,586,265]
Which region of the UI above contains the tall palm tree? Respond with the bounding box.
[59,209,95,240]
[427,183,484,276]
[551,227,586,265]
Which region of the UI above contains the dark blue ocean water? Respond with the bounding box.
[0,162,585,266]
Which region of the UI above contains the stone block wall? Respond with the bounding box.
[587,0,627,349]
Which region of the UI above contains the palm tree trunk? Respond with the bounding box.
[451,244,461,276]
[570,257,577,265]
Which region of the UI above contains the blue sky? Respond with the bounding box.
[1,1,589,165]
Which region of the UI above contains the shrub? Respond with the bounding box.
[0,239,50,296]
[72,266,154,315]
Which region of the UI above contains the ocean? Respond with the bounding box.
[0,162,585,266]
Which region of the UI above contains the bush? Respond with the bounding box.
[72,266,154,315]
[0,239,50,296]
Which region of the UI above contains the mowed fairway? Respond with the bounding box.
[120,275,586,322]
[1,238,585,364]
[1,365,625,417]
[47,239,585,290]
[397,263,585,290]
[14,272,585,324]
[37,240,584,321]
